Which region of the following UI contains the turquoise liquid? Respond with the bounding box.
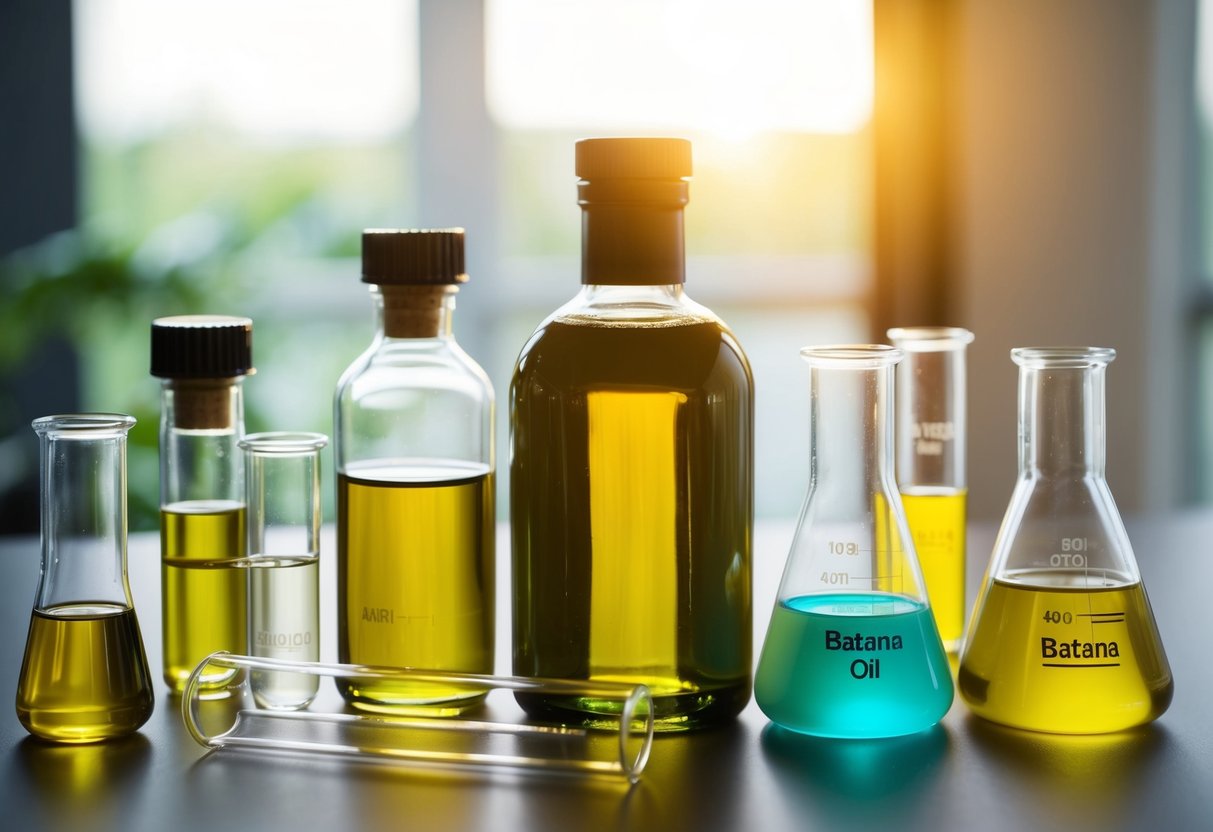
[755,593,953,738]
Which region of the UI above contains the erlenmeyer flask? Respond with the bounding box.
[959,348,1172,734]
[755,346,953,739]
[16,414,155,743]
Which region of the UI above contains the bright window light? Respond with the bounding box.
[486,0,873,137]
[75,0,418,143]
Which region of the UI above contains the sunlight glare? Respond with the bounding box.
[487,0,873,136]
[75,0,418,143]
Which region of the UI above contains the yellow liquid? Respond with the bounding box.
[17,603,154,743]
[161,501,247,692]
[337,463,494,714]
[511,318,753,730]
[959,569,1172,733]
[900,488,966,650]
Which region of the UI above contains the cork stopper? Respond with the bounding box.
[169,378,237,430]
[151,315,251,431]
[381,285,452,338]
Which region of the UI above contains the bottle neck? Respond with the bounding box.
[34,418,134,609]
[1019,365,1106,477]
[893,346,968,490]
[811,364,897,496]
[580,181,687,286]
[374,285,457,339]
[160,378,245,505]
[162,377,244,432]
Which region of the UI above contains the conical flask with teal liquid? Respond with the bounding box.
[755,345,953,738]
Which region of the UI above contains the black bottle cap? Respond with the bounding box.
[575,138,692,180]
[361,229,468,286]
[150,315,254,379]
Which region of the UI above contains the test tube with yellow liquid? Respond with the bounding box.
[958,347,1172,734]
[888,327,973,653]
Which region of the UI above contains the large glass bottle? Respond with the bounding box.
[959,347,1172,733]
[754,346,952,739]
[334,229,495,715]
[151,315,253,693]
[510,138,754,730]
[17,414,154,742]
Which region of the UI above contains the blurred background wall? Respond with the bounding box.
[0,0,1205,532]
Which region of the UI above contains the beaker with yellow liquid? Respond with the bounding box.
[16,414,154,743]
[888,326,974,653]
[959,347,1172,734]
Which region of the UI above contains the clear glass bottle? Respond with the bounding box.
[17,413,154,742]
[754,346,952,739]
[959,347,1172,733]
[510,138,754,730]
[241,431,327,710]
[151,315,253,693]
[887,326,974,652]
[334,228,495,715]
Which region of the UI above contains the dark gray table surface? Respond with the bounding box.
[1,516,1209,832]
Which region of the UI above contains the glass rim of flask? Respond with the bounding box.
[238,431,329,455]
[887,326,975,352]
[32,412,136,437]
[1011,346,1116,369]
[800,344,903,369]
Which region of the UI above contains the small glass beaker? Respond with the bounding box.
[16,414,155,743]
[754,346,953,739]
[240,432,328,710]
[959,347,1172,733]
[887,326,974,652]
[183,653,654,783]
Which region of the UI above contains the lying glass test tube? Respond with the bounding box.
[182,653,654,783]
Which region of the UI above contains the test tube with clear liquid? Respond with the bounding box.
[887,326,974,652]
[959,347,1172,733]
[754,346,953,739]
[240,432,327,710]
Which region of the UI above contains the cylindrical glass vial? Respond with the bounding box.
[754,347,952,739]
[959,348,1172,733]
[334,229,495,715]
[510,138,754,730]
[151,315,254,693]
[241,431,327,710]
[887,326,974,652]
[17,414,154,743]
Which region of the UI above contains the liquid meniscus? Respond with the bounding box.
[250,555,320,710]
[337,461,494,715]
[755,593,953,738]
[16,603,154,743]
[511,317,752,730]
[959,569,1172,733]
[900,487,967,651]
[161,500,247,693]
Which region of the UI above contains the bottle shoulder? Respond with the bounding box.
[336,338,494,401]
[513,313,751,393]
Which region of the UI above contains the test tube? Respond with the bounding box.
[183,654,654,783]
[887,327,974,653]
[240,432,328,710]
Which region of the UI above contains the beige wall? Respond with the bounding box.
[951,0,1193,519]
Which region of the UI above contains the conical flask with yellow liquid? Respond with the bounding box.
[959,347,1172,734]
[755,345,953,739]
